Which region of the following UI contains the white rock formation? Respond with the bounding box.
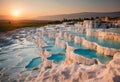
[28,52,120,82]
[25,25,120,82]
[65,43,99,65]
[62,31,120,56]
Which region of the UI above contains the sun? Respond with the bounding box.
[12,10,20,17]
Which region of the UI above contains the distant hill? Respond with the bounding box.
[0,12,120,20]
[37,12,120,20]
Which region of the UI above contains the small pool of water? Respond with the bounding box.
[25,57,41,68]
[68,41,83,49]
[42,46,53,50]
[85,36,120,49]
[67,31,120,49]
[103,28,120,34]
[74,49,112,64]
[43,36,55,45]
[47,53,66,64]
[46,46,66,54]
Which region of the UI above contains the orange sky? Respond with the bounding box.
[0,0,120,19]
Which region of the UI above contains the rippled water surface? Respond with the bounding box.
[68,31,120,49]
[0,28,41,81]
[0,26,119,82]
[47,53,65,64]
[74,49,112,64]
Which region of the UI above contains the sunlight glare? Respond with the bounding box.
[12,10,20,17]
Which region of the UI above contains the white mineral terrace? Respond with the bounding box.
[0,24,120,82]
[28,24,120,82]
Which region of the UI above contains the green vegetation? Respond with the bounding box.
[0,20,57,32]
[1,16,119,32]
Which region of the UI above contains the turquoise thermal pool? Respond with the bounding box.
[25,57,41,68]
[103,28,120,34]
[46,46,66,53]
[42,46,53,50]
[0,26,120,82]
[67,31,120,49]
[74,49,112,64]
[67,41,112,64]
[43,36,55,45]
[47,53,66,63]
[68,41,83,49]
[0,28,41,81]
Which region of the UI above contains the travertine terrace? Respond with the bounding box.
[26,22,120,82]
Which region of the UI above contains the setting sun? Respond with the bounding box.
[12,10,20,17]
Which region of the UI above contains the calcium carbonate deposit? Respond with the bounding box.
[0,24,120,82]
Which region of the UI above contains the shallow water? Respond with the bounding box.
[0,28,41,81]
[61,38,112,64]
[47,53,65,64]
[68,31,120,49]
[0,26,119,81]
[66,41,112,64]
[43,36,55,46]
[103,28,120,34]
[42,46,53,50]
[46,46,66,54]
[68,41,83,49]
[85,36,120,49]
[42,36,66,63]
[26,57,41,68]
[74,49,112,64]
